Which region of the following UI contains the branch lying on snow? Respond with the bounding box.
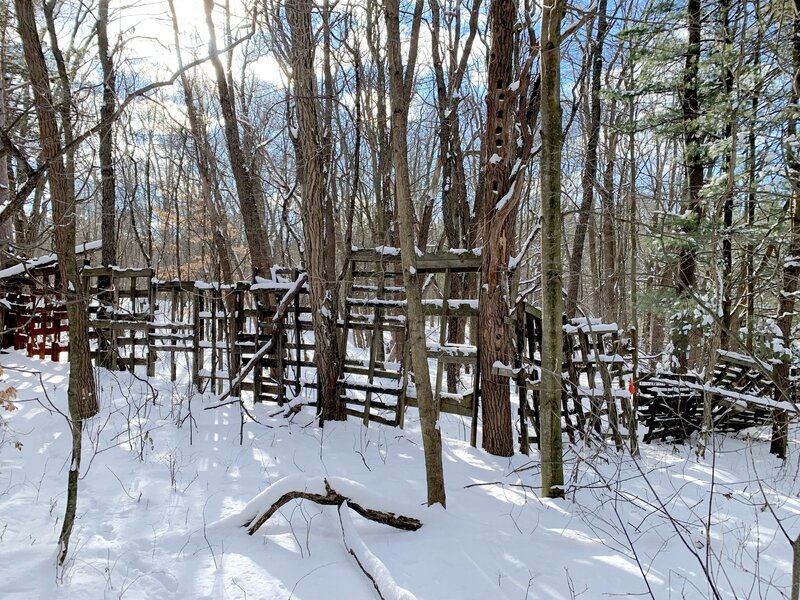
[214,476,421,600]
[338,503,417,600]
[244,477,422,535]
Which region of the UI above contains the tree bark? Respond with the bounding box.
[0,25,11,267]
[600,102,618,321]
[771,0,800,459]
[565,0,608,318]
[168,0,234,284]
[540,0,566,497]
[15,0,98,566]
[675,0,703,372]
[476,0,519,458]
[98,0,116,267]
[385,0,446,506]
[203,0,272,278]
[719,0,735,349]
[286,0,345,423]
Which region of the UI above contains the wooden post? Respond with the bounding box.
[209,291,217,394]
[130,274,137,372]
[363,267,389,425]
[470,341,480,448]
[147,272,156,377]
[276,291,285,406]
[253,291,264,402]
[560,315,576,444]
[294,286,302,398]
[515,302,529,455]
[597,332,623,451]
[433,269,452,415]
[231,289,243,397]
[110,271,119,371]
[192,288,202,388]
[171,287,178,381]
[629,326,640,455]
[51,311,61,361]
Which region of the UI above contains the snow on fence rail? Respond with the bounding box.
[0,249,785,451]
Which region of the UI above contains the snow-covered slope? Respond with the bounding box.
[0,351,797,599]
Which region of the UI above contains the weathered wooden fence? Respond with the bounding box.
[0,247,785,451]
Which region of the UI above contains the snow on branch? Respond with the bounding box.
[338,503,417,600]
[214,476,421,600]
[509,223,541,271]
[242,476,422,535]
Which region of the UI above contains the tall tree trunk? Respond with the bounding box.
[476,0,522,458]
[719,0,735,349]
[98,0,116,267]
[385,0,446,506]
[0,16,11,267]
[745,0,761,352]
[203,0,272,278]
[676,0,703,372]
[286,0,344,423]
[540,0,566,497]
[627,36,639,457]
[15,0,98,566]
[365,0,393,247]
[430,0,482,391]
[565,0,608,317]
[95,0,119,367]
[771,0,800,459]
[168,0,234,284]
[600,106,618,321]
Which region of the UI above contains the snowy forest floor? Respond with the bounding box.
[0,351,798,599]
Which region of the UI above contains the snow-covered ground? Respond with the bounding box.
[0,350,798,599]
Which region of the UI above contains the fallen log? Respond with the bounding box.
[245,478,421,535]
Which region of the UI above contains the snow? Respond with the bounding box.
[420,299,478,311]
[0,240,102,280]
[338,503,417,600]
[494,178,516,212]
[1,351,799,599]
[374,245,401,256]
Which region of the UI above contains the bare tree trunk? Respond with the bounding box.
[745,0,761,352]
[676,0,703,372]
[540,0,566,497]
[771,0,800,459]
[719,0,735,349]
[15,0,98,566]
[476,0,519,458]
[600,103,618,321]
[565,0,608,318]
[203,0,272,278]
[95,0,118,367]
[627,33,639,457]
[430,0,482,392]
[385,0,445,506]
[0,20,11,267]
[286,0,344,423]
[98,0,116,267]
[168,0,234,284]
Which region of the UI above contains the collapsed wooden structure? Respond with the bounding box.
[0,245,788,450]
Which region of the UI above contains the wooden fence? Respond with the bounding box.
[0,248,784,451]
